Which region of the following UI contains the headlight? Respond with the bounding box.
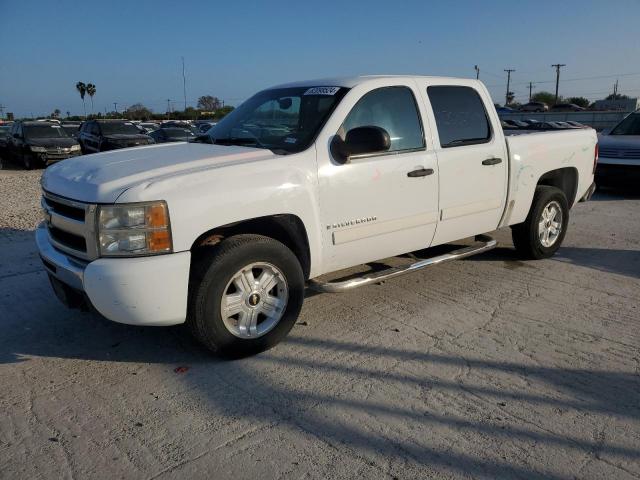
[30,146,46,153]
[97,201,172,257]
[70,144,81,151]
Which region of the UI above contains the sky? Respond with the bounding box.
[1,0,640,118]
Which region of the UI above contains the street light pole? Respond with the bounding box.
[474,65,480,79]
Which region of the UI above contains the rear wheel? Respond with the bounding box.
[511,186,569,259]
[187,234,304,357]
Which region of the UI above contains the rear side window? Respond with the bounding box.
[427,86,491,148]
[342,86,424,152]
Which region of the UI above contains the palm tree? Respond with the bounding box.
[86,83,96,114]
[76,82,87,117]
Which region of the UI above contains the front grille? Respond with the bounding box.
[42,191,98,260]
[599,147,640,160]
[44,196,85,221]
[49,226,87,252]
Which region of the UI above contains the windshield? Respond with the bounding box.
[610,113,640,135]
[203,86,348,153]
[100,121,143,135]
[24,124,70,139]
[62,125,79,135]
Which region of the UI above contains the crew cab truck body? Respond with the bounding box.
[38,76,598,356]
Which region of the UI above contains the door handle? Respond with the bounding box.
[482,157,502,166]
[407,168,434,178]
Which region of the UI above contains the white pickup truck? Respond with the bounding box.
[38,76,598,357]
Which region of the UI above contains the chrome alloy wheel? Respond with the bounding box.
[538,200,563,248]
[220,262,289,339]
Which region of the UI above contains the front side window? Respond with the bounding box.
[427,86,491,147]
[204,86,349,154]
[341,86,424,152]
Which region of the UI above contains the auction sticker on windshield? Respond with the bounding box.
[304,87,340,95]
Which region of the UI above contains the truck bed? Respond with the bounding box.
[500,127,598,227]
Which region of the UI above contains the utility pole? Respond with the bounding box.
[474,65,480,79]
[504,69,515,106]
[528,82,534,102]
[181,57,187,111]
[551,64,566,105]
[167,99,172,119]
[113,102,118,113]
[613,79,619,99]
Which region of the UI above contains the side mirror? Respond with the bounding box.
[331,126,391,163]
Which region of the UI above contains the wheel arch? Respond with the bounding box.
[536,167,579,207]
[190,214,312,280]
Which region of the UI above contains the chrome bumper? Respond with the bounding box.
[35,222,87,291]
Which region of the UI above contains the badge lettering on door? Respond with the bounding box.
[326,216,377,230]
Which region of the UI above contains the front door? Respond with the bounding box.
[315,81,439,273]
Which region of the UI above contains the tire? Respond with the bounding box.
[187,234,304,358]
[511,185,569,259]
[22,152,34,170]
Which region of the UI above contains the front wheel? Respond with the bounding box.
[187,234,304,357]
[511,185,569,259]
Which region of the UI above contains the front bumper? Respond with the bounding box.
[36,223,191,326]
[35,150,82,164]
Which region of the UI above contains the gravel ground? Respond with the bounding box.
[0,170,639,479]
[0,167,42,232]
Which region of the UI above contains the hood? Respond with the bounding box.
[597,134,640,151]
[28,137,79,148]
[41,142,277,203]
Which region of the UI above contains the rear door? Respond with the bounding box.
[418,82,508,245]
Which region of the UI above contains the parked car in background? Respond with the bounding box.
[149,127,196,143]
[527,121,567,131]
[162,120,200,134]
[78,119,154,153]
[596,110,640,185]
[194,120,216,133]
[138,122,160,133]
[550,103,585,112]
[7,121,81,169]
[496,106,515,114]
[61,122,81,139]
[0,124,12,157]
[502,119,528,129]
[520,102,549,112]
[565,121,587,128]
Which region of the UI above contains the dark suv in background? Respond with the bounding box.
[7,121,81,169]
[79,119,154,153]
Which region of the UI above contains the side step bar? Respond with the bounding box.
[308,234,497,293]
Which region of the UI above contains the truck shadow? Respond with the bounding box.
[2,232,639,478]
[1,295,639,478]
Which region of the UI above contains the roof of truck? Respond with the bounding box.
[271,75,473,90]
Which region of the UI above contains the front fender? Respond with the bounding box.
[116,149,324,277]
